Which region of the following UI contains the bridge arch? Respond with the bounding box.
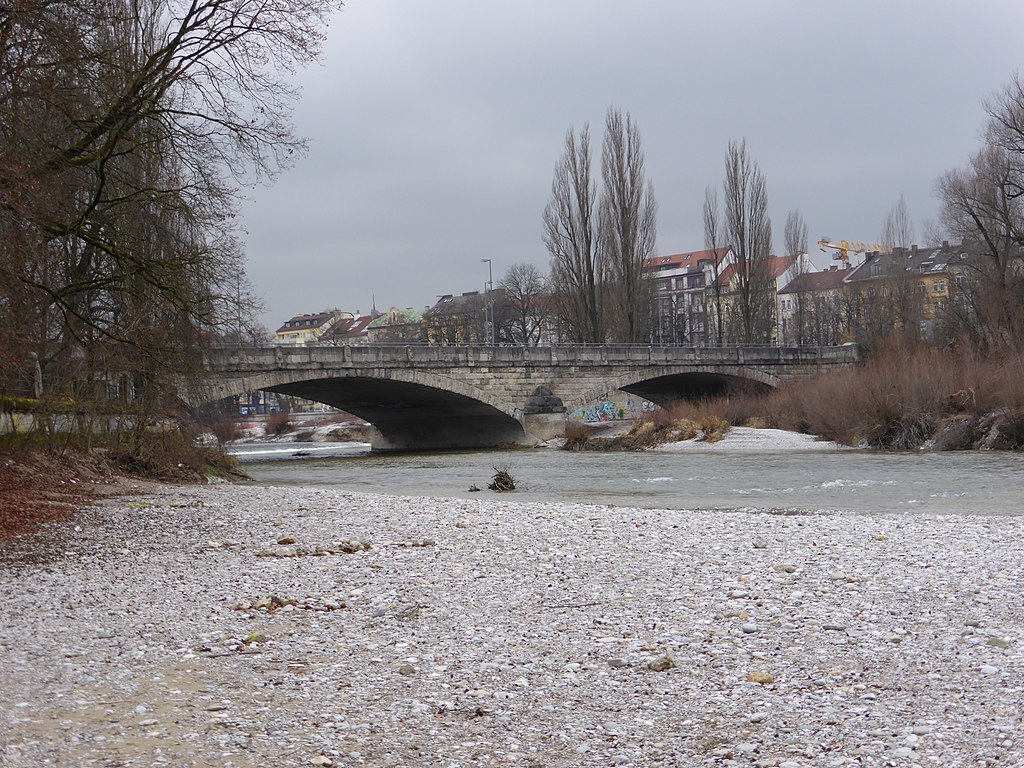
[202,368,528,452]
[211,368,521,419]
[567,365,779,412]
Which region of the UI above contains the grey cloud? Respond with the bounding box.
[242,0,1024,327]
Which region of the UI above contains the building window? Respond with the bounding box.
[933,281,946,293]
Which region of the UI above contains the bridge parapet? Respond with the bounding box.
[209,344,858,371]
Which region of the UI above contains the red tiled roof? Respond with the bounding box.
[645,247,730,271]
[321,315,373,340]
[717,263,738,285]
[716,255,797,286]
[766,254,798,278]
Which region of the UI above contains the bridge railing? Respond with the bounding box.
[204,343,858,370]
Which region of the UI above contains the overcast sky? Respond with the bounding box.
[239,0,1024,330]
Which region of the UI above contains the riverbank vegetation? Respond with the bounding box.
[0,0,341,467]
[590,345,1024,451]
[0,427,244,540]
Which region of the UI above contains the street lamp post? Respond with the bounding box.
[481,258,493,345]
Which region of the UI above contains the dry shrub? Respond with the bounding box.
[631,420,657,439]
[978,408,1024,449]
[594,413,698,450]
[960,350,1024,412]
[562,419,590,451]
[671,418,699,441]
[210,416,240,444]
[109,429,243,481]
[931,415,981,450]
[650,398,720,426]
[623,398,748,447]
[766,346,1011,448]
[719,388,771,427]
[698,414,730,442]
[648,403,682,428]
[613,419,660,450]
[854,347,968,447]
[768,372,863,442]
[308,410,363,427]
[995,355,1024,407]
[265,410,293,437]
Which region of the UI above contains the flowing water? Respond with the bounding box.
[228,439,1024,516]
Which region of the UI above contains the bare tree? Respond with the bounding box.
[543,125,604,343]
[599,107,658,343]
[936,73,1024,351]
[783,208,811,344]
[721,139,774,344]
[938,145,1024,350]
[499,264,547,346]
[784,209,808,258]
[702,186,726,345]
[984,72,1024,192]
[0,0,338,412]
[920,218,947,248]
[881,195,916,250]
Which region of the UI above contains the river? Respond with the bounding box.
[227,433,1024,516]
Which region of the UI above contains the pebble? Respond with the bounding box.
[647,656,674,672]
[0,484,1021,767]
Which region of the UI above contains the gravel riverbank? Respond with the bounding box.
[1,484,1021,767]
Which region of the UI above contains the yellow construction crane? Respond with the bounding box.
[817,238,888,265]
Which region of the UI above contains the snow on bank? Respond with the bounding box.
[657,425,847,452]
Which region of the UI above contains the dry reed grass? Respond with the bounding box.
[264,410,293,437]
[614,346,1024,450]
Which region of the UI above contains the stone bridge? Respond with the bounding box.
[195,344,858,451]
